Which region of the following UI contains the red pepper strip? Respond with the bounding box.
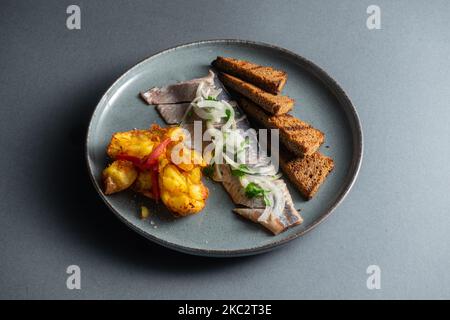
[142,138,172,169]
[150,165,160,201]
[115,154,147,170]
[115,137,171,170]
[116,137,170,200]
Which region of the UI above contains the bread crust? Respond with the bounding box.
[220,73,294,115]
[213,56,287,94]
[239,97,324,156]
[280,151,334,199]
[237,97,333,199]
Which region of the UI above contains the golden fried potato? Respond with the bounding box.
[166,126,185,141]
[159,164,208,216]
[185,167,202,184]
[161,164,188,194]
[103,124,209,217]
[167,145,206,172]
[133,170,153,198]
[102,160,138,195]
[107,130,156,159]
[140,206,150,219]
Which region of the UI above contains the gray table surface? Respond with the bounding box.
[1,0,449,299]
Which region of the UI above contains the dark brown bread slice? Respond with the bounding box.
[220,72,294,115]
[279,150,334,199]
[239,97,324,156]
[213,56,287,94]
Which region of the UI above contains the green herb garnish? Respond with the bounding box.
[206,96,218,101]
[263,194,271,206]
[236,137,250,156]
[231,164,249,177]
[244,182,272,205]
[225,109,232,121]
[244,182,268,198]
[202,164,215,178]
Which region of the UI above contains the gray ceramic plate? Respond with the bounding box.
[86,40,363,257]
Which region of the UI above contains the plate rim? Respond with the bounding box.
[85,39,364,257]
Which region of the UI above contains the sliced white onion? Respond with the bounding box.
[192,105,213,120]
[248,166,277,176]
[196,81,222,100]
[196,99,226,110]
[212,163,223,182]
[241,175,285,223]
[221,101,236,131]
[270,173,283,180]
[192,79,285,222]
[223,129,246,155]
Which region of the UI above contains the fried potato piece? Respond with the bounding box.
[133,170,154,199]
[107,126,185,159]
[140,206,150,219]
[165,126,185,141]
[107,130,157,159]
[103,124,209,216]
[102,160,138,195]
[159,164,208,216]
[167,145,206,172]
[185,166,202,184]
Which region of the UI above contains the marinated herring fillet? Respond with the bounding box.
[219,72,294,115]
[239,97,324,156]
[212,56,287,94]
[156,103,190,125]
[233,207,301,235]
[221,165,302,235]
[140,70,214,105]
[155,70,303,234]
